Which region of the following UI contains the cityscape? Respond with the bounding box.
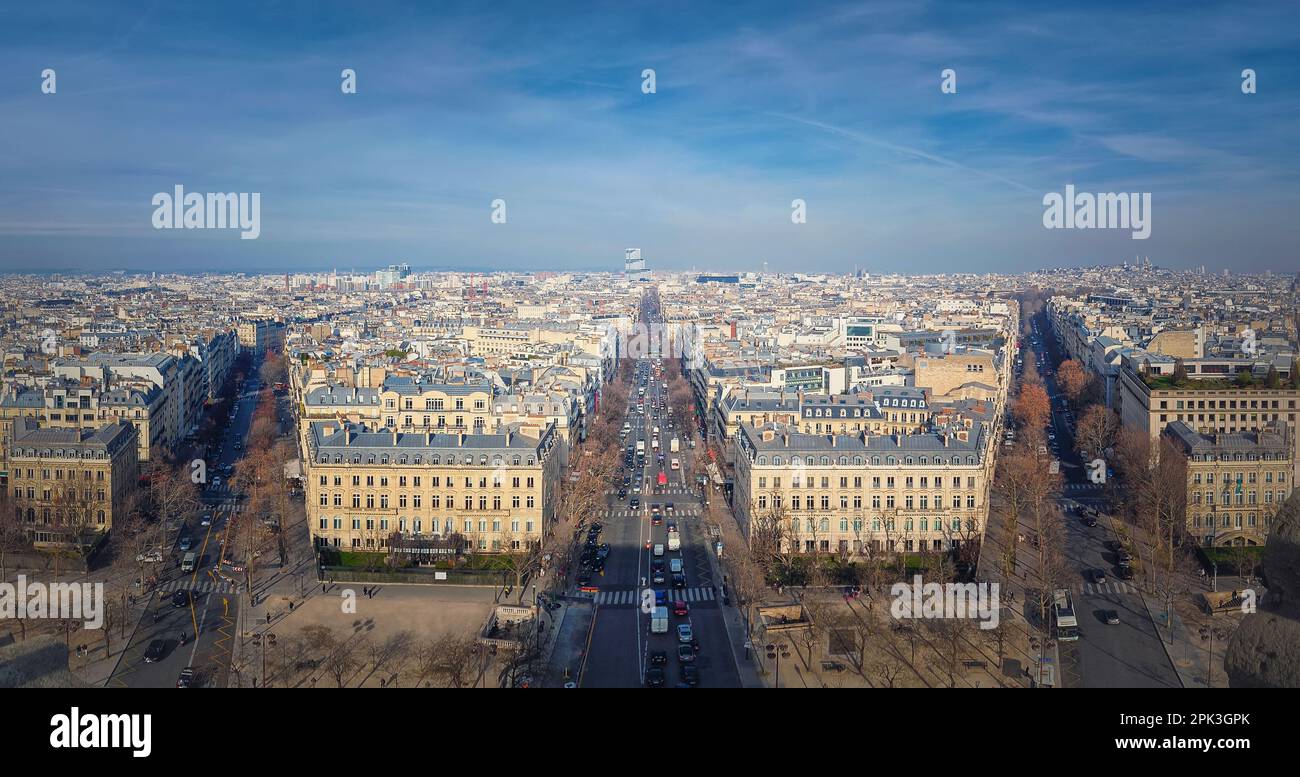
[2,265,1296,695]
[0,2,1297,756]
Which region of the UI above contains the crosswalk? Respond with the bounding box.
[588,586,717,606]
[158,578,241,595]
[1077,581,1135,596]
[1065,483,1104,491]
[605,507,703,519]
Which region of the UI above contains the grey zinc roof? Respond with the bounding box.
[309,421,552,459]
[740,420,985,458]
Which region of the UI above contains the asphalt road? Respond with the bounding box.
[1032,314,1179,688]
[580,313,740,688]
[109,375,262,688]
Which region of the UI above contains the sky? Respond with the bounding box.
[0,0,1298,275]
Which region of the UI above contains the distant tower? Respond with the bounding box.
[624,248,647,278]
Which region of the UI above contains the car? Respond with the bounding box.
[200,514,212,527]
[1116,564,1134,580]
[654,589,668,607]
[677,644,695,663]
[673,600,689,616]
[679,664,699,687]
[629,497,641,509]
[135,550,163,563]
[649,650,668,666]
[653,544,664,557]
[1092,569,1107,585]
[1117,549,1133,565]
[677,623,693,643]
[176,667,195,688]
[652,514,662,526]
[171,589,194,608]
[665,502,675,513]
[1083,514,1097,528]
[652,568,666,584]
[645,667,666,687]
[1104,610,1121,625]
[671,572,686,588]
[144,639,167,663]
[576,572,592,586]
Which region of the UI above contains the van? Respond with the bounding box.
[650,606,668,634]
[669,558,683,574]
[667,533,681,551]
[180,552,197,573]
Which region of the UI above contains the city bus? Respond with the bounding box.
[1052,589,1079,641]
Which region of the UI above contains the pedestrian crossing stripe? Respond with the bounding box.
[1078,581,1133,595]
[158,579,240,595]
[590,586,715,606]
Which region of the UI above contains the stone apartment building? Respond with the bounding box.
[732,415,993,558]
[303,420,561,554]
[1117,364,1300,480]
[1164,420,1293,547]
[7,418,139,549]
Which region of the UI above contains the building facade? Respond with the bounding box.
[304,420,561,554]
[1164,420,1292,547]
[8,418,139,549]
[732,419,992,557]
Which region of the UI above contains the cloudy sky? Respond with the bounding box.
[1,0,1297,274]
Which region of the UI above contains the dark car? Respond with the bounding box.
[576,572,592,586]
[679,664,699,687]
[176,667,195,688]
[1116,564,1134,580]
[652,568,666,584]
[629,497,641,509]
[617,488,628,500]
[645,667,666,687]
[673,600,689,616]
[1092,569,1107,584]
[649,650,668,666]
[144,639,167,663]
[171,589,193,608]
[1103,610,1121,625]
[677,644,695,663]
[1083,515,1098,528]
[671,572,686,588]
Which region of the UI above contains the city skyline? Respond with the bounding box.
[2,0,1298,274]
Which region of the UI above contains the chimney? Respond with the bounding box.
[392,428,399,445]
[459,432,466,447]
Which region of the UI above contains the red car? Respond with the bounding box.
[673,600,689,616]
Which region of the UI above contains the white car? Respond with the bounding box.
[200,514,212,527]
[136,550,163,563]
[653,544,665,557]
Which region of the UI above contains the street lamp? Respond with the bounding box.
[1199,625,1228,687]
[765,640,790,688]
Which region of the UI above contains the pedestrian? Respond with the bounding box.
[289,601,294,611]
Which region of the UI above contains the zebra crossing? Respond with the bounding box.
[605,507,703,519]
[157,578,240,595]
[1065,483,1103,491]
[1077,581,1135,596]
[589,586,717,606]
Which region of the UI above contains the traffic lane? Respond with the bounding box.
[582,601,646,687]
[1073,591,1179,688]
[115,589,213,687]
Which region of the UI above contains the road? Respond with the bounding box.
[1031,312,1179,688]
[579,299,741,688]
[109,373,262,688]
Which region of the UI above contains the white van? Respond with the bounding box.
[180,552,197,573]
[653,544,664,557]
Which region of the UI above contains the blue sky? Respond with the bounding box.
[1,0,1297,274]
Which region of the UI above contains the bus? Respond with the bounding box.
[1052,589,1079,641]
